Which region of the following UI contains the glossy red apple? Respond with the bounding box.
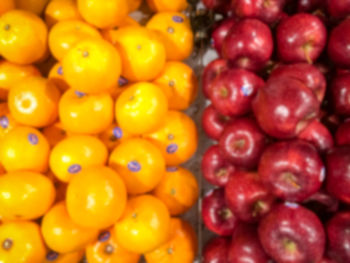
[330,73,350,116]
[212,18,236,54]
[270,63,326,102]
[258,203,326,263]
[326,146,350,204]
[225,171,275,222]
[258,140,325,202]
[203,237,230,263]
[222,19,274,72]
[202,0,232,12]
[298,0,325,12]
[201,145,236,187]
[228,224,271,263]
[253,77,320,139]
[202,188,239,236]
[276,13,327,63]
[328,19,350,68]
[335,120,350,146]
[202,59,228,98]
[327,0,350,19]
[219,118,267,169]
[202,105,232,140]
[326,212,350,263]
[298,120,334,153]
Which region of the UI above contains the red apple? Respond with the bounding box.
[276,13,327,63]
[202,0,232,12]
[203,237,230,263]
[335,120,350,146]
[328,19,350,68]
[298,120,334,153]
[330,73,350,116]
[202,59,228,98]
[258,140,325,202]
[222,19,274,72]
[253,77,320,139]
[298,0,325,12]
[201,145,236,187]
[327,0,350,19]
[326,146,350,204]
[228,224,271,263]
[219,118,267,169]
[258,203,326,263]
[270,63,326,102]
[202,105,232,140]
[209,68,265,117]
[303,190,339,215]
[225,171,275,222]
[326,212,350,263]
[202,188,239,236]
[212,18,236,54]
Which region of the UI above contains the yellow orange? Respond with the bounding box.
[45,0,82,28]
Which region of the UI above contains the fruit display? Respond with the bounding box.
[0,0,199,262]
[201,1,350,263]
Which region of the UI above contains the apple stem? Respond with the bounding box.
[233,139,246,150]
[220,208,233,219]
[283,172,301,189]
[283,238,298,253]
[252,200,266,218]
[220,87,229,98]
[303,43,313,64]
[216,168,227,178]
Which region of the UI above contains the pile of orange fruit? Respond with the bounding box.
[0,0,199,262]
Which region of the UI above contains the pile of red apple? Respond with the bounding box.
[200,1,350,263]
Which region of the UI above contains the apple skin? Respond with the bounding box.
[319,259,336,263]
[298,120,334,153]
[228,224,271,263]
[330,73,350,116]
[258,203,326,263]
[326,146,350,204]
[252,77,320,139]
[302,190,339,218]
[298,0,325,12]
[327,0,350,19]
[202,188,239,236]
[202,0,232,13]
[203,237,230,263]
[202,105,232,140]
[201,145,236,187]
[326,212,350,263]
[328,19,350,68]
[336,121,350,146]
[225,171,275,222]
[222,19,274,72]
[212,18,236,54]
[270,63,326,102]
[202,59,228,98]
[258,140,325,202]
[219,118,267,169]
[276,13,327,64]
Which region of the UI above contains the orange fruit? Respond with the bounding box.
[0,0,14,15]
[77,0,129,29]
[48,63,70,93]
[62,38,121,94]
[109,138,166,195]
[59,89,114,134]
[86,228,140,263]
[146,12,193,61]
[153,61,198,110]
[146,0,188,12]
[0,126,49,173]
[50,135,108,182]
[42,122,68,147]
[115,82,168,135]
[45,0,82,28]
[98,123,133,152]
[0,221,46,262]
[114,195,171,254]
[42,201,99,253]
[49,20,101,61]
[145,111,198,165]
[14,0,50,15]
[0,60,41,101]
[144,218,197,263]
[43,250,84,263]
[0,171,55,220]
[114,26,166,81]
[8,76,60,128]
[66,166,127,229]
[101,17,140,45]
[0,10,48,64]
[0,103,18,141]
[153,166,199,216]
[128,0,142,12]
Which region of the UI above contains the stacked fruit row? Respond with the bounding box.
[201,1,350,263]
[0,0,200,262]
